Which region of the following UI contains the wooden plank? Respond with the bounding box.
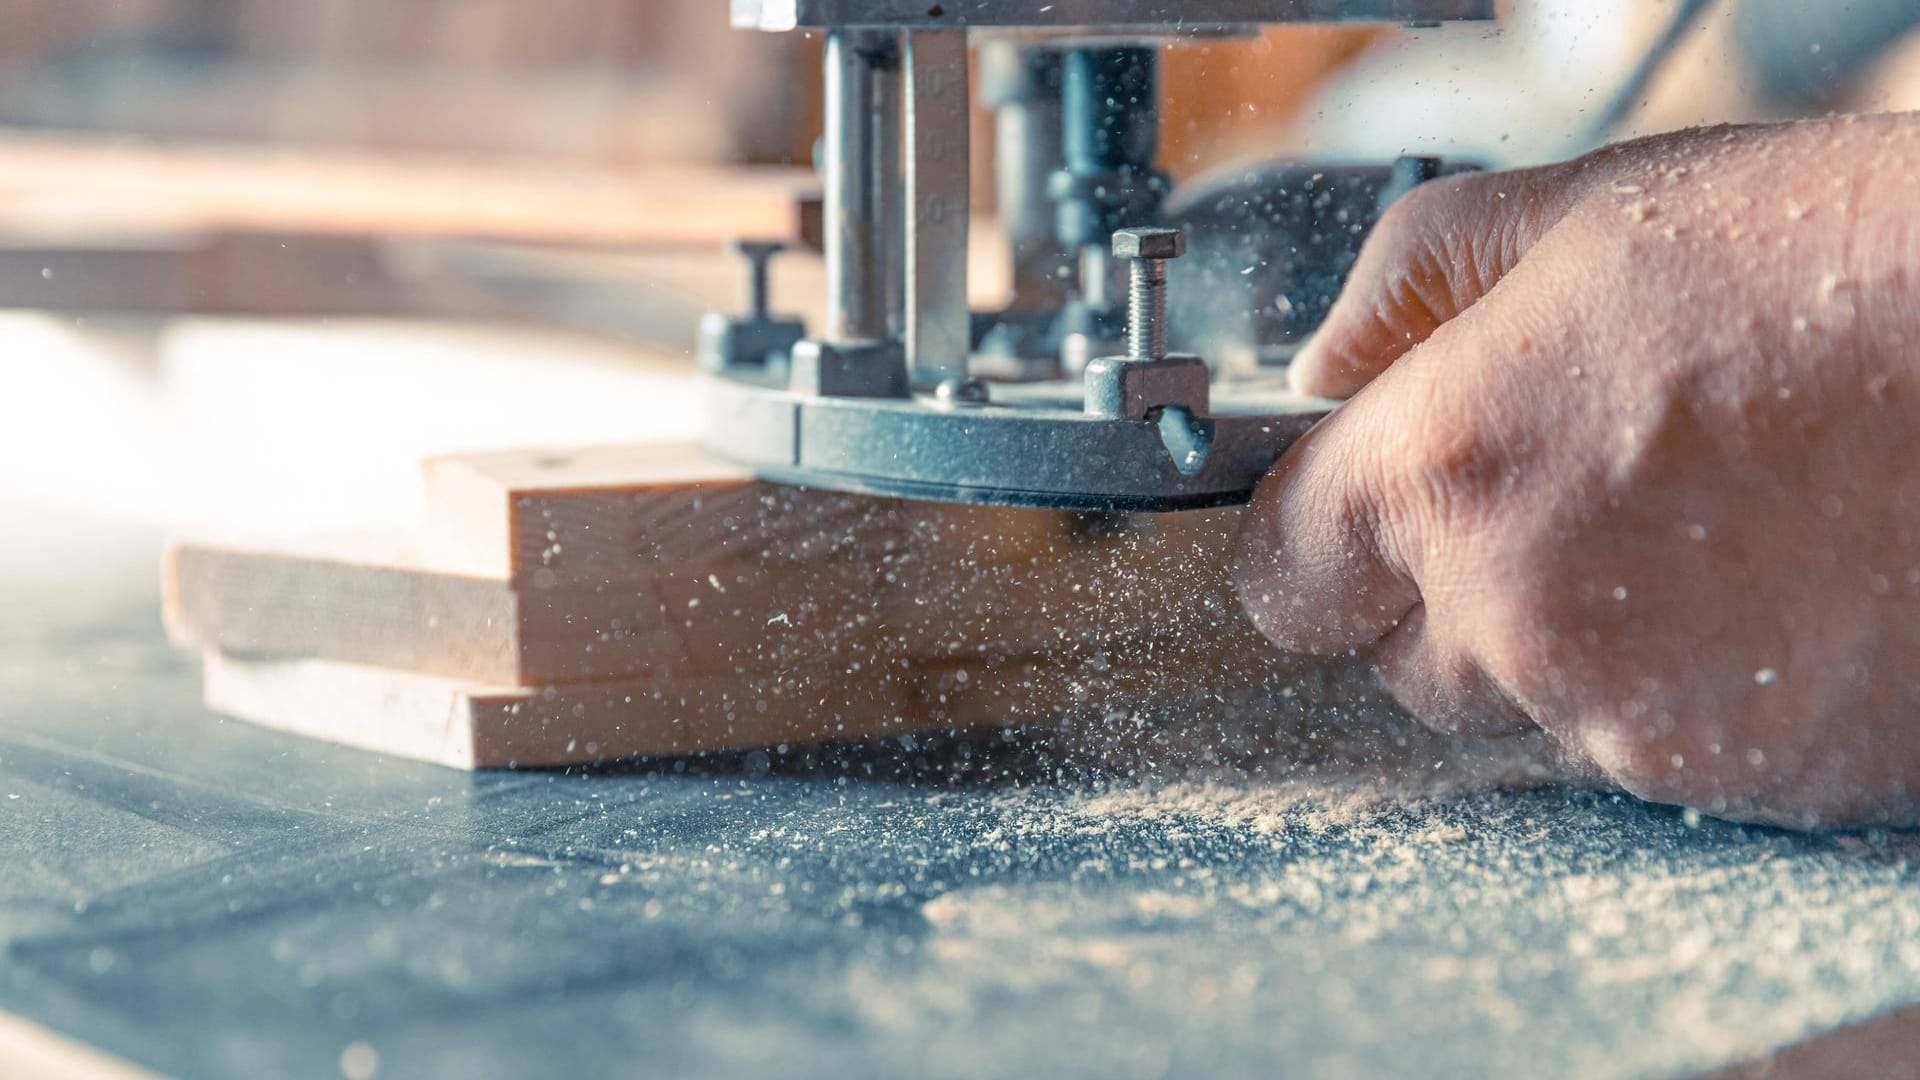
[164,503,1267,686]
[165,445,1275,683]
[415,442,1073,581]
[198,631,1314,770]
[166,442,1311,762]
[168,531,856,685]
[416,442,754,580]
[0,135,820,249]
[164,533,531,683]
[0,233,416,317]
[199,652,926,768]
[0,230,828,353]
[426,444,1260,668]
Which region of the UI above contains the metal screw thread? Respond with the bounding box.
[1127,257,1168,362]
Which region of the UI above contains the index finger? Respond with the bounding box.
[1289,165,1565,399]
[1232,373,1421,656]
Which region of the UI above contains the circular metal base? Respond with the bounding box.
[753,468,1254,513]
[703,371,1331,513]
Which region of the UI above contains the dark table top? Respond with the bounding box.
[3,511,1919,1080]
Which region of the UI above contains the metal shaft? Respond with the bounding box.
[982,43,1067,313]
[733,241,783,319]
[904,28,971,390]
[1127,257,1167,361]
[824,29,900,344]
[749,254,771,318]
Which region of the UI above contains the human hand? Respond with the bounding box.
[1234,115,1920,828]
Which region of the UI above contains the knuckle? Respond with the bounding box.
[1366,174,1526,322]
[1380,398,1510,536]
[1576,715,1721,810]
[1235,416,1410,650]
[1371,605,1538,737]
[1380,171,1477,234]
[1363,176,1469,275]
[1292,447,1392,582]
[1367,184,1430,250]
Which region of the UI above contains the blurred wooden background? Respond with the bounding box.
[0,0,819,165]
[0,0,1383,187]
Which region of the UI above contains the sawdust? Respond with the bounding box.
[820,773,1920,1079]
[756,647,1920,1076]
[999,645,1591,821]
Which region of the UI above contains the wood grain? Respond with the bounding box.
[169,442,1298,763]
[169,444,1274,678]
[416,442,1073,582]
[199,652,926,768]
[198,630,1305,770]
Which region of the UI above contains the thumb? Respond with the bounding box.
[1290,167,1562,399]
[1232,382,1419,656]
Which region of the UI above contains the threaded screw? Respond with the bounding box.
[1111,227,1185,362]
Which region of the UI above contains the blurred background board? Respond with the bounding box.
[0,137,821,248]
[0,0,819,165]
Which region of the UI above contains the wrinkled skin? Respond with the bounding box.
[1233,114,1920,829]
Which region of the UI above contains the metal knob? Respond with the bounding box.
[1084,226,1207,427]
[1112,226,1186,362]
[700,238,805,373]
[731,239,786,319]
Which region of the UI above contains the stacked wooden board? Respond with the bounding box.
[164,442,1314,768]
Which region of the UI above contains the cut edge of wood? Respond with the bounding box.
[165,533,532,684]
[200,651,937,769]
[0,1010,165,1080]
[202,651,482,769]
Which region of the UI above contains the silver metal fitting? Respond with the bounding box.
[1112,226,1185,363]
[934,377,992,407]
[1112,227,1186,262]
[789,339,910,399]
[1085,226,1209,428]
[699,238,805,373]
[1083,353,1209,420]
[732,239,786,320]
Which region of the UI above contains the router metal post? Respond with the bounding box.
[797,27,910,399]
[904,28,971,392]
[824,28,899,345]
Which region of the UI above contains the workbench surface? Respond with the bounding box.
[4,516,1919,1080]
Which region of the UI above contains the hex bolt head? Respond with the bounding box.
[730,239,788,261]
[1111,227,1186,261]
